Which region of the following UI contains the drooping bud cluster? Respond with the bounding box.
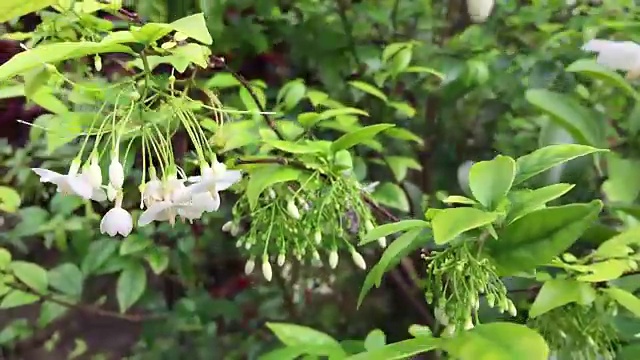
[424,242,511,334]
[227,171,377,281]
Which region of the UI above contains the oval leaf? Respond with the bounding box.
[603,287,640,317]
[266,322,346,356]
[246,166,302,210]
[331,124,395,153]
[529,279,596,318]
[348,80,388,102]
[10,261,48,293]
[567,59,639,100]
[468,155,516,210]
[432,208,498,245]
[116,262,147,313]
[347,337,439,360]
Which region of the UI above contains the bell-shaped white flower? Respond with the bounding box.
[109,157,124,189]
[467,0,494,23]
[142,179,163,208]
[100,195,133,237]
[582,39,640,79]
[32,161,94,200]
[186,161,242,196]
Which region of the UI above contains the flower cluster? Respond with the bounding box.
[31,94,242,238]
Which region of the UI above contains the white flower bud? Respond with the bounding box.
[464,317,474,330]
[314,231,322,245]
[507,299,517,317]
[262,256,272,282]
[106,183,118,202]
[313,250,320,260]
[329,250,339,269]
[230,223,240,237]
[351,250,366,270]
[109,157,124,189]
[277,253,286,266]
[365,220,375,231]
[286,199,301,219]
[87,158,102,188]
[442,324,456,337]
[377,237,387,248]
[244,258,255,275]
[222,221,233,232]
[434,307,449,325]
[467,0,495,23]
[268,188,276,199]
[69,158,81,176]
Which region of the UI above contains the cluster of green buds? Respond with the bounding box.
[528,302,619,360]
[224,171,381,281]
[424,242,512,335]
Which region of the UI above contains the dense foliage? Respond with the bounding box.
[2,0,640,359]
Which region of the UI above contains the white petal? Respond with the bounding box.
[216,170,242,191]
[138,201,174,226]
[583,39,640,71]
[100,207,133,237]
[192,192,220,212]
[91,188,108,202]
[65,175,95,199]
[31,168,63,183]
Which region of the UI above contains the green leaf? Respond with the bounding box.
[348,81,388,102]
[442,322,549,360]
[468,155,516,210]
[297,112,321,128]
[206,73,240,88]
[0,84,24,99]
[602,154,640,204]
[278,80,306,109]
[347,337,439,360]
[246,166,302,210]
[120,235,153,256]
[431,208,498,245]
[566,59,639,100]
[595,226,640,259]
[529,279,596,318]
[442,196,477,205]
[514,144,606,186]
[318,107,369,121]
[0,248,11,269]
[384,127,423,145]
[371,182,410,212]
[486,201,603,275]
[0,290,40,309]
[360,220,429,245]
[10,261,48,293]
[525,89,603,147]
[266,322,346,356]
[0,42,133,82]
[603,287,640,317]
[0,186,21,212]
[48,263,83,297]
[144,246,170,275]
[331,124,394,153]
[81,238,119,275]
[358,229,426,307]
[264,139,326,155]
[0,0,57,23]
[364,329,386,351]
[506,184,575,224]
[116,262,147,313]
[577,259,633,282]
[385,156,422,182]
[169,13,213,45]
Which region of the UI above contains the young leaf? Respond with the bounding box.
[144,247,170,275]
[360,220,429,245]
[318,107,369,121]
[577,259,633,282]
[120,235,153,256]
[431,208,498,245]
[506,183,575,223]
[169,13,213,45]
[566,59,639,100]
[348,81,388,102]
[385,156,422,182]
[0,186,21,213]
[277,80,306,109]
[442,322,549,360]
[370,182,410,212]
[0,290,40,309]
[364,329,386,351]
[0,0,57,23]
[526,89,604,147]
[331,124,395,153]
[594,225,640,259]
[10,261,48,293]
[266,322,346,356]
[468,155,516,210]
[603,287,640,317]
[358,229,426,307]
[0,248,11,269]
[513,144,607,186]
[48,263,83,297]
[116,262,147,313]
[529,279,596,318]
[347,337,440,360]
[246,166,302,210]
[486,201,602,275]
[264,139,326,155]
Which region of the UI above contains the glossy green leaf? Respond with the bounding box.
[0,186,21,213]
[487,201,602,274]
[349,81,388,102]
[0,290,40,309]
[431,208,498,244]
[81,238,119,275]
[264,139,326,155]
[120,235,153,256]
[567,59,639,100]
[514,144,606,185]
[144,246,170,275]
[364,329,386,351]
[331,124,394,153]
[0,0,57,23]
[595,226,640,259]
[577,259,633,282]
[246,166,302,210]
[442,196,477,205]
[116,262,147,313]
[603,287,640,317]
[442,322,549,360]
[317,107,369,121]
[169,13,213,45]
[48,263,83,297]
[385,156,422,182]
[506,184,575,223]
[266,322,346,356]
[358,229,426,307]
[529,279,596,318]
[0,248,11,269]
[371,182,410,212]
[347,337,439,360]
[0,42,133,82]
[360,220,429,245]
[468,155,516,210]
[10,261,48,293]
[278,80,306,109]
[526,89,604,147]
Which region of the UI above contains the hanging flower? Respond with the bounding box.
[582,39,640,79]
[467,0,495,23]
[100,194,133,237]
[185,160,242,199]
[31,160,94,200]
[109,156,125,189]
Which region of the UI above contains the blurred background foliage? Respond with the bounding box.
[3,0,640,359]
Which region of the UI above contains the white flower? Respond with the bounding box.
[582,39,640,79]
[100,196,133,237]
[32,165,94,200]
[186,161,242,196]
[467,0,495,23]
[351,250,367,270]
[262,256,272,282]
[328,250,339,269]
[109,157,124,189]
[141,179,163,208]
